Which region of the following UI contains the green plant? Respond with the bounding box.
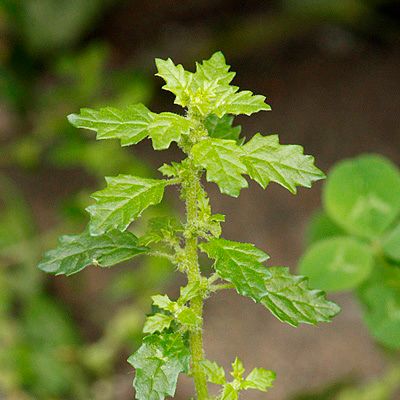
[299,154,400,350]
[38,52,340,400]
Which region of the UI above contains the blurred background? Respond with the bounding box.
[1,1,399,399]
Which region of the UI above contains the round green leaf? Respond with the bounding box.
[306,209,345,245]
[299,237,374,292]
[382,221,400,263]
[358,263,400,350]
[323,155,400,239]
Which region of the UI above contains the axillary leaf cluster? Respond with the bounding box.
[38,52,339,400]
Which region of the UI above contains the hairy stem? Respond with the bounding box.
[183,163,209,400]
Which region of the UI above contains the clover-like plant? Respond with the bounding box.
[299,154,400,350]
[38,52,340,400]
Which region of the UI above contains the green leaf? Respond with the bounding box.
[176,308,201,327]
[358,263,400,350]
[143,313,173,334]
[148,112,191,150]
[324,155,400,239]
[155,58,192,107]
[231,357,245,380]
[200,238,270,301]
[221,384,239,400]
[68,104,153,146]
[38,230,147,276]
[382,221,400,262]
[213,88,270,117]
[128,332,190,400]
[261,267,340,326]
[242,134,325,194]
[242,368,276,392]
[200,360,226,385]
[195,51,235,87]
[151,294,175,312]
[205,114,242,142]
[306,209,345,245]
[192,138,248,197]
[139,216,182,247]
[179,281,202,304]
[87,175,166,235]
[299,237,374,292]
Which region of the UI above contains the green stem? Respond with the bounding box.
[184,164,209,400]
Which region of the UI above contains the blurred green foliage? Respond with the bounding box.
[0,2,174,399]
[298,154,400,400]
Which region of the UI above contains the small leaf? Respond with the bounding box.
[299,237,374,292]
[213,88,270,117]
[231,357,245,380]
[139,216,182,247]
[382,222,400,262]
[179,281,202,304]
[143,313,173,334]
[68,104,153,146]
[205,114,242,142]
[38,230,147,276]
[176,308,201,327]
[87,175,166,235]
[195,51,235,87]
[358,263,400,350]
[261,267,340,326]
[200,360,226,385]
[242,368,276,392]
[192,138,247,197]
[324,154,400,239]
[221,384,239,400]
[155,58,192,107]
[128,332,190,400]
[152,294,175,312]
[201,238,270,301]
[148,112,191,150]
[242,134,325,194]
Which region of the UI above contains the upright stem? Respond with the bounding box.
[184,163,209,400]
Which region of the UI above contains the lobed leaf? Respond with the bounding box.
[195,51,235,87]
[242,368,276,392]
[192,138,248,197]
[147,112,191,150]
[220,384,238,400]
[200,359,226,385]
[213,88,270,117]
[155,58,193,107]
[200,238,270,301]
[87,175,167,236]
[261,267,340,326]
[38,230,147,276]
[242,134,325,194]
[128,332,190,400]
[143,313,173,334]
[68,104,153,146]
[202,239,339,326]
[152,294,175,312]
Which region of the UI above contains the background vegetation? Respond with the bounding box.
[0,1,399,399]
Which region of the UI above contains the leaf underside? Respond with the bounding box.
[38,230,147,276]
[128,332,190,400]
